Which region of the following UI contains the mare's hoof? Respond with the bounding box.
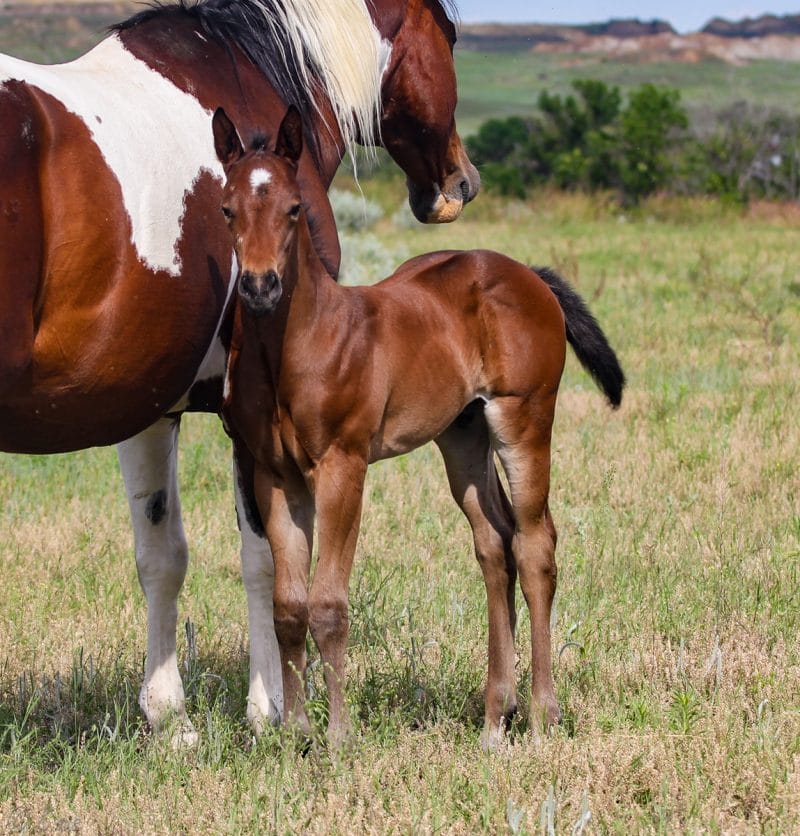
[168,720,200,751]
[327,723,356,754]
[247,700,282,738]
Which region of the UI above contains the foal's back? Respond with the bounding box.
[354,248,567,406]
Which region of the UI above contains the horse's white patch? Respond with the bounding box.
[0,37,224,276]
[250,168,272,191]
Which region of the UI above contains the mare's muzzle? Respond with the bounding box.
[407,160,481,224]
[239,269,283,315]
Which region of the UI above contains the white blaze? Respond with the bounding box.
[250,168,272,191]
[0,36,225,276]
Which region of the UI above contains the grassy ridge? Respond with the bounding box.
[0,190,798,830]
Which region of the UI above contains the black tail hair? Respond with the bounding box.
[534,266,625,408]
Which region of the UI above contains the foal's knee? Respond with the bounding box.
[308,593,348,646]
[514,527,557,589]
[273,592,309,649]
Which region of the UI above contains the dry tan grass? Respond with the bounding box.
[0,192,798,830]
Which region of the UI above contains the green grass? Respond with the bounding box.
[454,50,800,134]
[2,11,800,831]
[1,188,798,831]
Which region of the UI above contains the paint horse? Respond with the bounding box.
[215,107,624,749]
[0,0,479,745]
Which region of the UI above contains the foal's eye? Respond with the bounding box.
[288,203,302,220]
[221,205,235,222]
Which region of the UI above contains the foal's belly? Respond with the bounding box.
[369,387,472,462]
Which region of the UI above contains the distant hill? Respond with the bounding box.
[457,19,676,52]
[3,4,800,66]
[458,14,800,64]
[701,13,800,38]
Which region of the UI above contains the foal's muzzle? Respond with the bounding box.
[239,269,283,315]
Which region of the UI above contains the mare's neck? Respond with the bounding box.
[304,99,347,187]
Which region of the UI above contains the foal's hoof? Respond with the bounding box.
[530,697,561,740]
[479,724,507,752]
[327,722,356,754]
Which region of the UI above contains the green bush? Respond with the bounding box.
[468,79,688,203]
[467,81,799,205]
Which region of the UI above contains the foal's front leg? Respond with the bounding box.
[253,464,314,738]
[308,451,367,749]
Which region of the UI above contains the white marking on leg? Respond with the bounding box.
[117,416,198,747]
[234,461,283,733]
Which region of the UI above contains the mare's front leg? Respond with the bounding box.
[232,444,283,734]
[117,415,197,747]
[308,451,367,749]
[253,463,315,738]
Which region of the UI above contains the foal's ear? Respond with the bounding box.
[212,107,244,169]
[275,106,303,165]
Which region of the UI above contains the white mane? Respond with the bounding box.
[251,0,385,167]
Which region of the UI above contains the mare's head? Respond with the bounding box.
[212,107,304,317]
[372,0,480,222]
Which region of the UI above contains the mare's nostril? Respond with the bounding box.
[459,178,470,203]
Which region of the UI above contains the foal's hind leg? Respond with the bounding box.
[435,403,518,751]
[485,395,561,735]
[117,415,197,748]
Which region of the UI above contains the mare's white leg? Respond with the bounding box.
[117,415,197,747]
[233,456,283,734]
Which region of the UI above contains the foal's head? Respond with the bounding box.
[212,107,305,316]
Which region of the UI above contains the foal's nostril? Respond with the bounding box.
[241,271,257,296]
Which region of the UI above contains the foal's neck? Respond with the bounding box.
[283,218,342,326]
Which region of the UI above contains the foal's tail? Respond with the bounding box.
[534,267,625,409]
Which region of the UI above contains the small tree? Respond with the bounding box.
[618,84,688,203]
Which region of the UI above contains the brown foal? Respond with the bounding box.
[214,107,625,749]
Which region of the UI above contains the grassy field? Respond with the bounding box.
[2,8,800,833]
[0,185,798,831]
[454,51,800,135]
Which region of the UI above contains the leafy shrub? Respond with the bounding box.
[467,81,800,205]
[338,233,409,286]
[468,79,688,203]
[683,104,800,203]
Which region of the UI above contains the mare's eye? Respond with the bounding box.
[221,205,235,222]
[288,203,302,220]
